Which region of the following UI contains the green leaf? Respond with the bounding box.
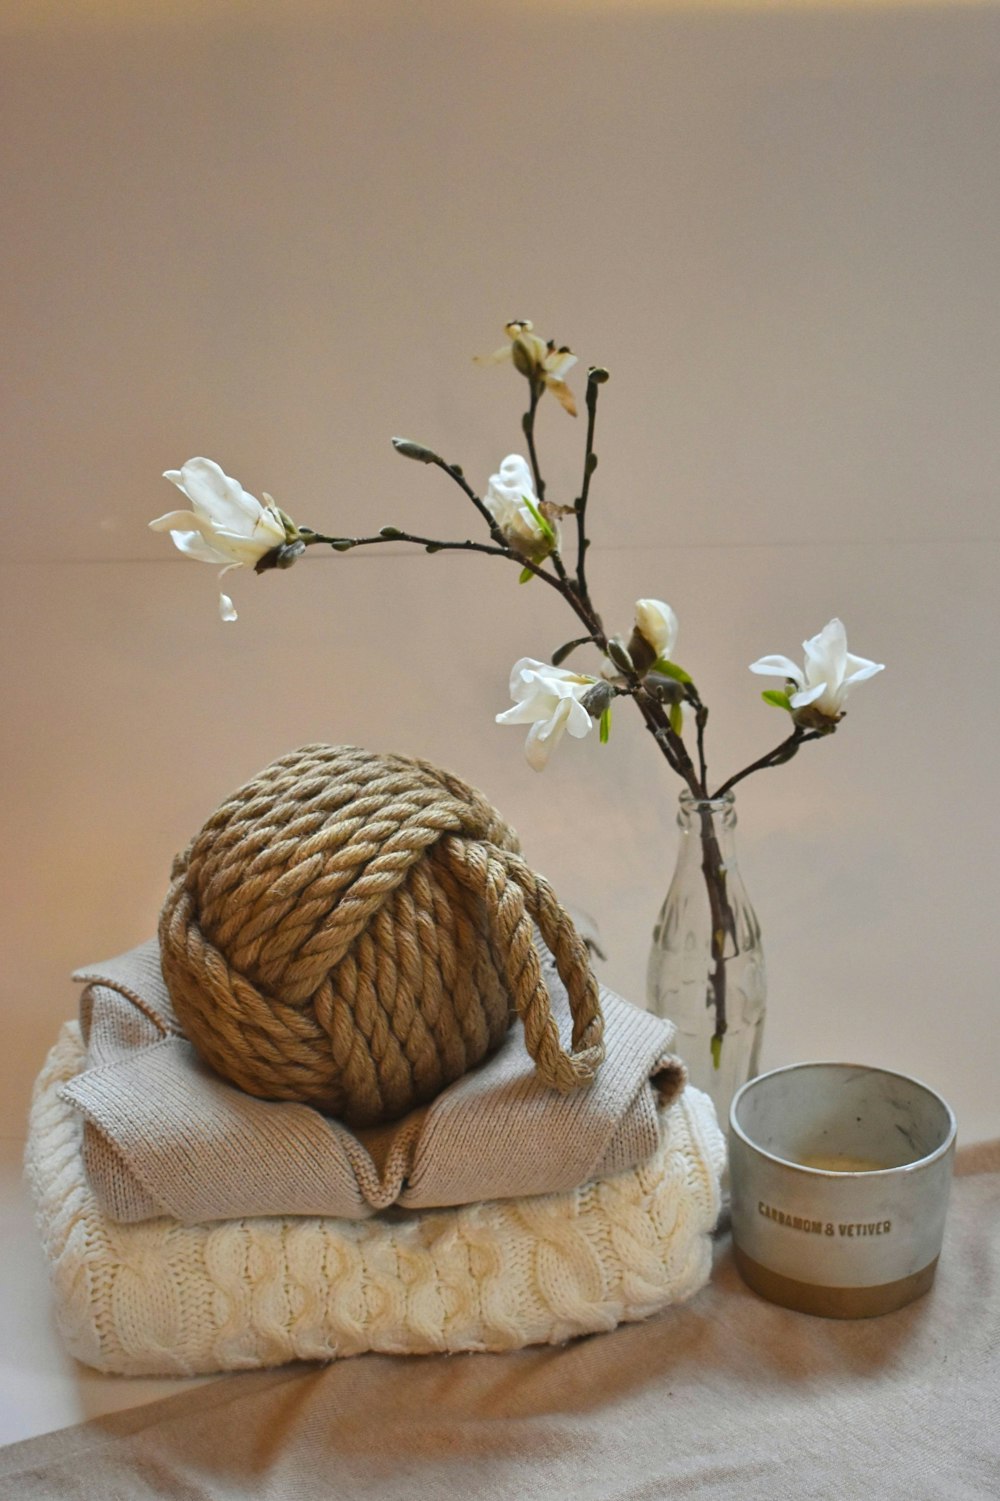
[652,657,693,686]
[761,689,793,711]
[519,566,535,585]
[520,494,556,546]
[599,706,612,744]
[711,1034,723,1071]
[669,702,684,736]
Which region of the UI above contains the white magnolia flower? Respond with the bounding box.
[634,598,679,661]
[150,457,297,621]
[600,598,680,680]
[475,320,578,415]
[484,455,559,560]
[750,618,884,720]
[496,657,598,770]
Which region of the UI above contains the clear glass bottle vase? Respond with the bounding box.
[646,789,766,1126]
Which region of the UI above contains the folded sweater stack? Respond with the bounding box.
[27,941,725,1377]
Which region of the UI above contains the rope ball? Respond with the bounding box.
[158,745,606,1127]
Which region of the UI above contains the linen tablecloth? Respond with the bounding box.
[4,1144,997,1499]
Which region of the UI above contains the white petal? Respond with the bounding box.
[497,454,535,490]
[564,698,596,739]
[496,699,553,726]
[486,456,540,530]
[260,504,290,539]
[486,496,519,536]
[149,508,201,533]
[507,657,548,696]
[842,657,885,686]
[219,592,238,622]
[543,349,578,380]
[807,617,847,652]
[548,675,585,701]
[803,619,847,690]
[523,722,556,771]
[789,682,827,709]
[749,654,804,687]
[525,700,572,768]
[201,524,282,565]
[167,529,233,565]
[473,344,515,367]
[166,457,264,536]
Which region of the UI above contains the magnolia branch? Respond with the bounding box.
[575,369,605,607]
[304,354,858,1062]
[153,335,883,1072]
[714,726,830,798]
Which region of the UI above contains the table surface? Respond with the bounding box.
[2,1137,997,1501]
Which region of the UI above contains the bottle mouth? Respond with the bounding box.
[679,789,735,812]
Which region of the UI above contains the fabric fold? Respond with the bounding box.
[29,1022,725,1377]
[60,939,686,1225]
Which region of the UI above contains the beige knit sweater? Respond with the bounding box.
[28,1024,725,1377]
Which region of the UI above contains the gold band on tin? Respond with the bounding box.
[733,1247,939,1319]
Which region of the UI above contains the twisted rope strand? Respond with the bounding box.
[158,746,605,1127]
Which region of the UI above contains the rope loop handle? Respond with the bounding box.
[439,838,605,1093]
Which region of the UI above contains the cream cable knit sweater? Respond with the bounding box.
[28,1024,725,1377]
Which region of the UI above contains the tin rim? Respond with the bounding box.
[728,1060,957,1178]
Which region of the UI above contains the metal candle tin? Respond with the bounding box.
[729,1063,956,1318]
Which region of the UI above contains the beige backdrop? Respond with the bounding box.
[2,0,998,1153]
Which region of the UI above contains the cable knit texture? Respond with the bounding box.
[158,745,605,1127]
[27,1023,725,1377]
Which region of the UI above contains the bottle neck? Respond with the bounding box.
[675,790,739,863]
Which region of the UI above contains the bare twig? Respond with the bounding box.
[575,369,605,605]
[714,726,829,798]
